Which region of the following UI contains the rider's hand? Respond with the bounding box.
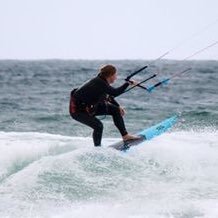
[128,80,138,86]
[119,107,125,116]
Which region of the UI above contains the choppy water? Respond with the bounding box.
[0,60,218,218]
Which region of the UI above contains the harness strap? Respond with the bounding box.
[69,96,77,114]
[69,89,96,115]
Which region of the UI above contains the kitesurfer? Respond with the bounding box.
[69,64,139,146]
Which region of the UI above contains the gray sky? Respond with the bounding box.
[0,0,218,60]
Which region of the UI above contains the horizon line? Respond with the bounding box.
[0,58,218,62]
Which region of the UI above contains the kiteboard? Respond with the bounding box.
[109,115,177,151]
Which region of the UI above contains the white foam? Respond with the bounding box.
[0,130,218,218]
[0,131,91,181]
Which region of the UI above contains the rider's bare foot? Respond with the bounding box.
[122,134,141,141]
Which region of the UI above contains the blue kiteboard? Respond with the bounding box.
[109,115,177,151]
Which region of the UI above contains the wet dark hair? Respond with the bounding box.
[98,65,116,79]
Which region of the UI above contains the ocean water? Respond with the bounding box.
[0,60,218,218]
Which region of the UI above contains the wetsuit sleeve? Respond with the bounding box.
[103,82,129,97]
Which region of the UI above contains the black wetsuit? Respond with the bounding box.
[70,75,129,146]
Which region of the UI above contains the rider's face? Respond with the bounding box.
[107,72,117,84]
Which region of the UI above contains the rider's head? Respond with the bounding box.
[98,65,117,84]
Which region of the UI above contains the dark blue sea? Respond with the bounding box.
[0,60,218,218]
